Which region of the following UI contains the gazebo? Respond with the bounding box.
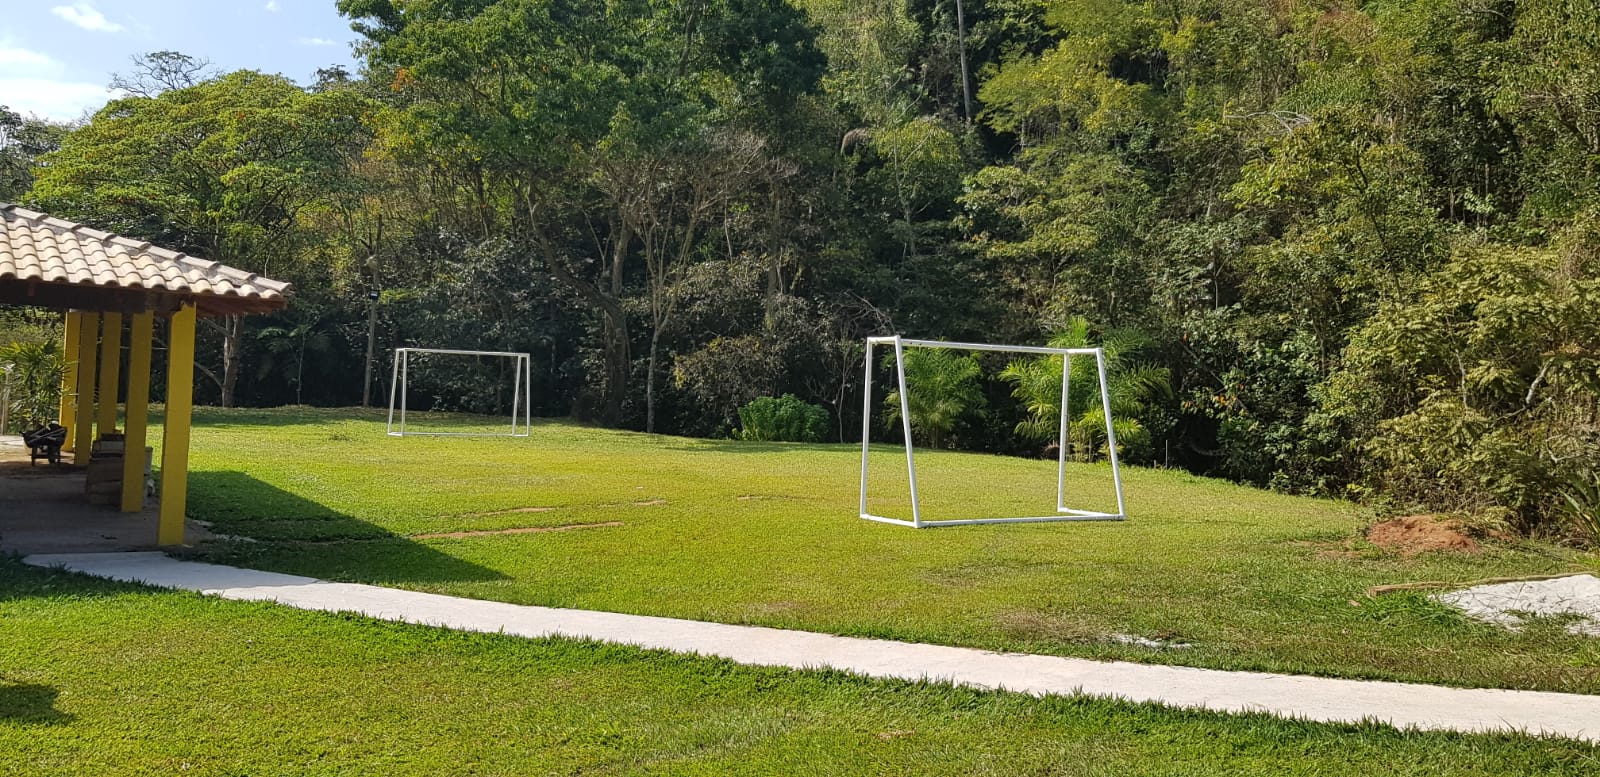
[0,204,291,545]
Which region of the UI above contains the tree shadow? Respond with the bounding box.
[0,557,154,604]
[648,437,859,455]
[0,683,72,725]
[185,471,510,585]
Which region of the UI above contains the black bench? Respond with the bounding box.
[21,424,67,466]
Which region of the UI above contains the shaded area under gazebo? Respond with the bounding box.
[0,203,290,548]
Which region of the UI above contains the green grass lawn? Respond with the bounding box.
[168,407,1600,694]
[3,561,1598,776]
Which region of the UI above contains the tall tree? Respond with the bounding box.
[30,70,370,406]
[339,0,824,427]
[0,107,68,201]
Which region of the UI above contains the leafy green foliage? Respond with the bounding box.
[16,0,1600,540]
[0,106,67,201]
[999,316,1170,461]
[883,346,985,448]
[1325,243,1600,530]
[0,340,65,432]
[1558,469,1600,546]
[28,70,371,407]
[737,393,829,441]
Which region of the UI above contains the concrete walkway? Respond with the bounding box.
[23,551,1600,743]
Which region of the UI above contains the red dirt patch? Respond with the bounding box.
[1366,515,1481,557]
[412,522,623,540]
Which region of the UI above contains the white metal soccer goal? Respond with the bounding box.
[859,335,1127,527]
[386,347,533,437]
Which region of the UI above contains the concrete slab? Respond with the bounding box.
[1437,574,1600,637]
[0,447,213,554]
[23,551,1600,743]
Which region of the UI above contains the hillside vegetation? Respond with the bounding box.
[6,0,1598,537]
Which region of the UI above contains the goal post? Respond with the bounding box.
[386,347,533,437]
[859,335,1127,527]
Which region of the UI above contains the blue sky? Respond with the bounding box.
[0,1,364,121]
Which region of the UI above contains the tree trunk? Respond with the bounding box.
[540,236,630,425]
[646,327,662,433]
[220,314,242,408]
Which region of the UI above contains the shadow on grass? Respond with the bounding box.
[0,683,72,725]
[187,471,509,585]
[181,406,566,431]
[650,437,865,455]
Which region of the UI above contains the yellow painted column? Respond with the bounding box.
[96,312,123,435]
[58,311,81,451]
[122,312,154,513]
[158,304,197,546]
[73,313,99,461]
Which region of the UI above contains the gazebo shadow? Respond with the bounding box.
[184,470,509,585]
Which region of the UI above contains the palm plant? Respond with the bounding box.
[0,340,66,432]
[999,317,1171,461]
[1558,468,1600,545]
[884,347,985,449]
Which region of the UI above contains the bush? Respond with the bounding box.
[737,395,827,442]
[1,340,66,433]
[1322,244,1600,532]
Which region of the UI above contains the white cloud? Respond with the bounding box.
[265,1,280,11]
[0,45,57,73]
[51,3,125,33]
[0,78,116,121]
[297,37,337,46]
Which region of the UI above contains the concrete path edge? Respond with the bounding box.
[22,551,1600,744]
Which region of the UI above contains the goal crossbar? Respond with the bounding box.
[859,335,1127,528]
[386,347,533,437]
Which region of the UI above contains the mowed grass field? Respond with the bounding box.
[172,407,1600,693]
[3,561,1599,776]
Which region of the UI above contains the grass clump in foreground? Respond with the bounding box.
[173,407,1600,694]
[3,560,1598,775]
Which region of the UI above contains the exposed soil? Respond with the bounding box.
[465,506,557,517]
[1366,515,1481,557]
[632,499,667,506]
[411,522,623,540]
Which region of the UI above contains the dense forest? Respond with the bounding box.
[3,0,1598,539]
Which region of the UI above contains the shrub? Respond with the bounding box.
[1323,244,1600,532]
[737,394,828,442]
[1,340,66,433]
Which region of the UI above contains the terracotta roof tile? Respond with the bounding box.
[0,203,291,314]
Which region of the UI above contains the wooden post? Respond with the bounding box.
[59,311,80,451]
[122,312,154,513]
[73,313,99,461]
[96,312,122,435]
[158,304,197,545]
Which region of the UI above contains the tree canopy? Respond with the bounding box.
[11,0,1600,539]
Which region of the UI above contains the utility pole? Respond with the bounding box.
[955,0,973,123]
[1,362,12,434]
[362,253,379,408]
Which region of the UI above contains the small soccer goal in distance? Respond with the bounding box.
[859,335,1127,527]
[386,347,533,437]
